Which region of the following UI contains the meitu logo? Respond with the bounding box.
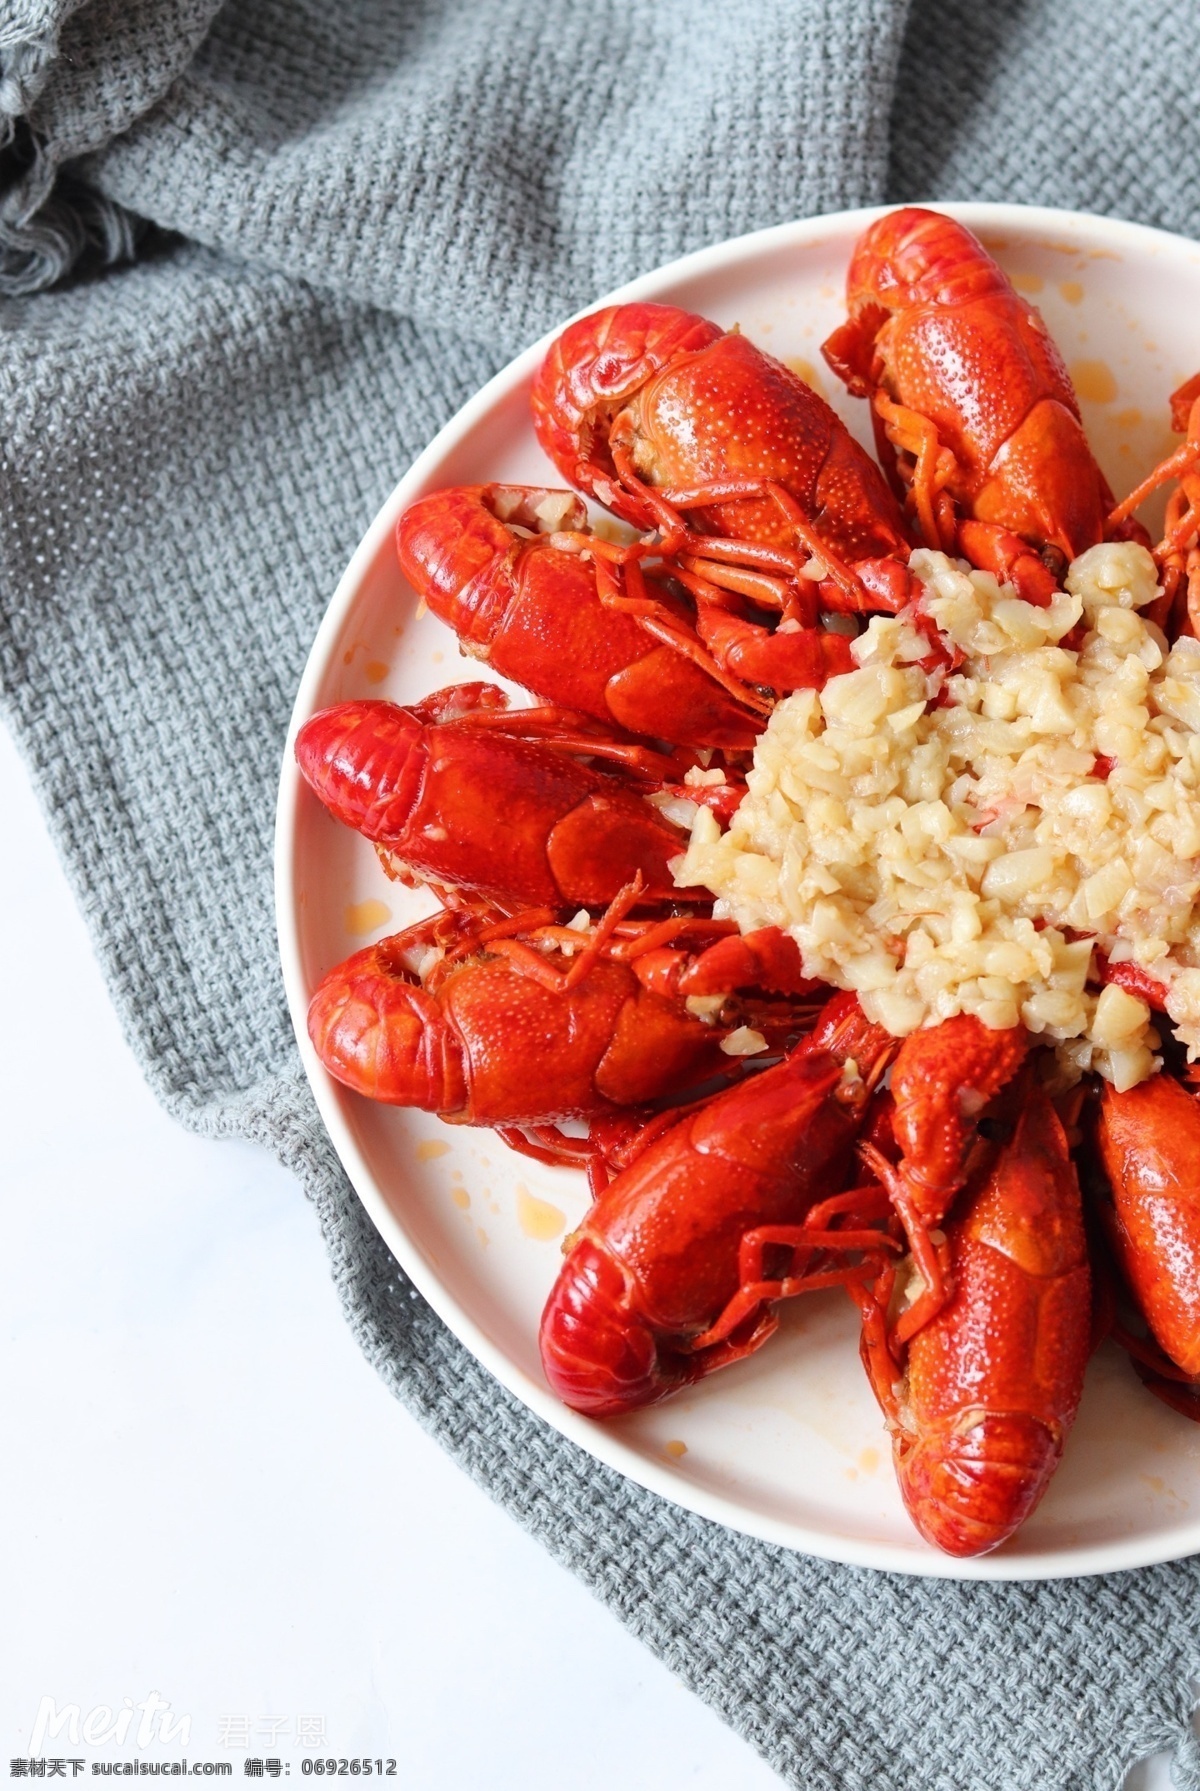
[30,1695,191,1753]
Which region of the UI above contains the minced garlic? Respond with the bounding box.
[677,541,1200,1090]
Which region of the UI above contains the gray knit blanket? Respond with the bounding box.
[3,4,1200,1786]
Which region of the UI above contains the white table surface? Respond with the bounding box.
[0,718,1174,1789]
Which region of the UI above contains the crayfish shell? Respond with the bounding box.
[894,1413,1062,1558]
[539,1237,697,1417]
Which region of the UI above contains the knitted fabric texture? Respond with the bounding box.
[2,3,1200,1787]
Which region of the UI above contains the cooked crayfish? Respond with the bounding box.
[396,484,764,744]
[295,684,705,911]
[1109,371,1200,638]
[857,1077,1091,1557]
[821,206,1138,600]
[529,299,919,698]
[308,896,820,1127]
[532,301,910,567]
[539,992,895,1416]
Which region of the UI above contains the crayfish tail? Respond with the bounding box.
[295,700,423,841]
[895,1413,1060,1558]
[307,940,468,1113]
[539,1238,694,1417]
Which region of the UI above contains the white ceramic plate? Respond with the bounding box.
[276,202,1200,1579]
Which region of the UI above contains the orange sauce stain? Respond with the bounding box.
[1010,271,1044,295]
[476,1226,490,1248]
[1141,1473,1166,1496]
[663,1439,688,1460]
[844,1467,859,1481]
[345,898,392,936]
[364,660,390,684]
[1058,279,1084,305]
[785,356,826,396]
[1070,358,1118,404]
[416,1139,451,1163]
[858,1446,881,1475]
[516,1184,566,1241]
[1115,407,1144,431]
[451,1186,470,1210]
[432,650,444,664]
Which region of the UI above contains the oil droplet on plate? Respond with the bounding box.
[345,898,392,936]
[364,659,390,684]
[432,649,444,664]
[785,356,825,396]
[1010,271,1044,295]
[663,1439,688,1460]
[516,1184,566,1241]
[1141,1473,1166,1496]
[1058,279,1085,305]
[415,594,429,620]
[451,1186,470,1210]
[1115,407,1143,432]
[476,1226,490,1248]
[858,1446,880,1474]
[1071,358,1118,404]
[416,1139,451,1163]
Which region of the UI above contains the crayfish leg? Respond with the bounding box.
[886,1013,1028,1222]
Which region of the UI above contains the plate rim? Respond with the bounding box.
[275,199,1200,1580]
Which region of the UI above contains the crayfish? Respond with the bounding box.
[295,206,1200,1559]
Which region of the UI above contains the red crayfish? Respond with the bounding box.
[539,992,896,1415]
[821,206,1146,602]
[858,1077,1091,1557]
[294,683,707,911]
[308,894,821,1131]
[1094,1071,1200,1409]
[396,484,763,746]
[294,205,1200,1560]
[526,299,923,702]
